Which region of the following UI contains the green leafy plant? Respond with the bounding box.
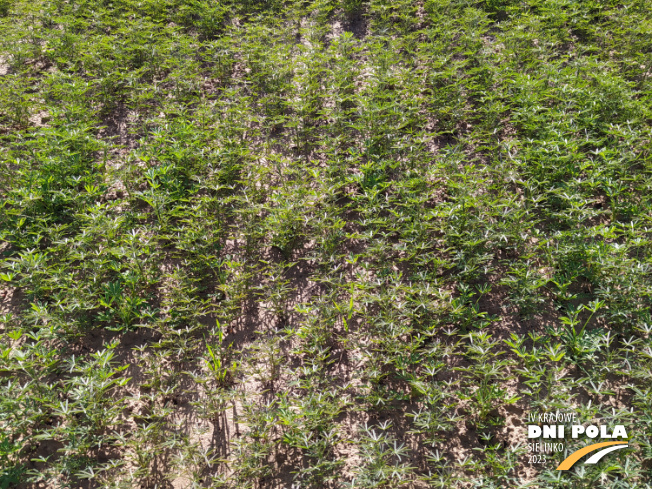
[0,0,651,486]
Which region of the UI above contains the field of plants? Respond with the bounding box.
[1,0,652,487]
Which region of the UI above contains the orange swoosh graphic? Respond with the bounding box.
[556,441,628,470]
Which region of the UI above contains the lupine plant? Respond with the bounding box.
[1,0,652,487]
